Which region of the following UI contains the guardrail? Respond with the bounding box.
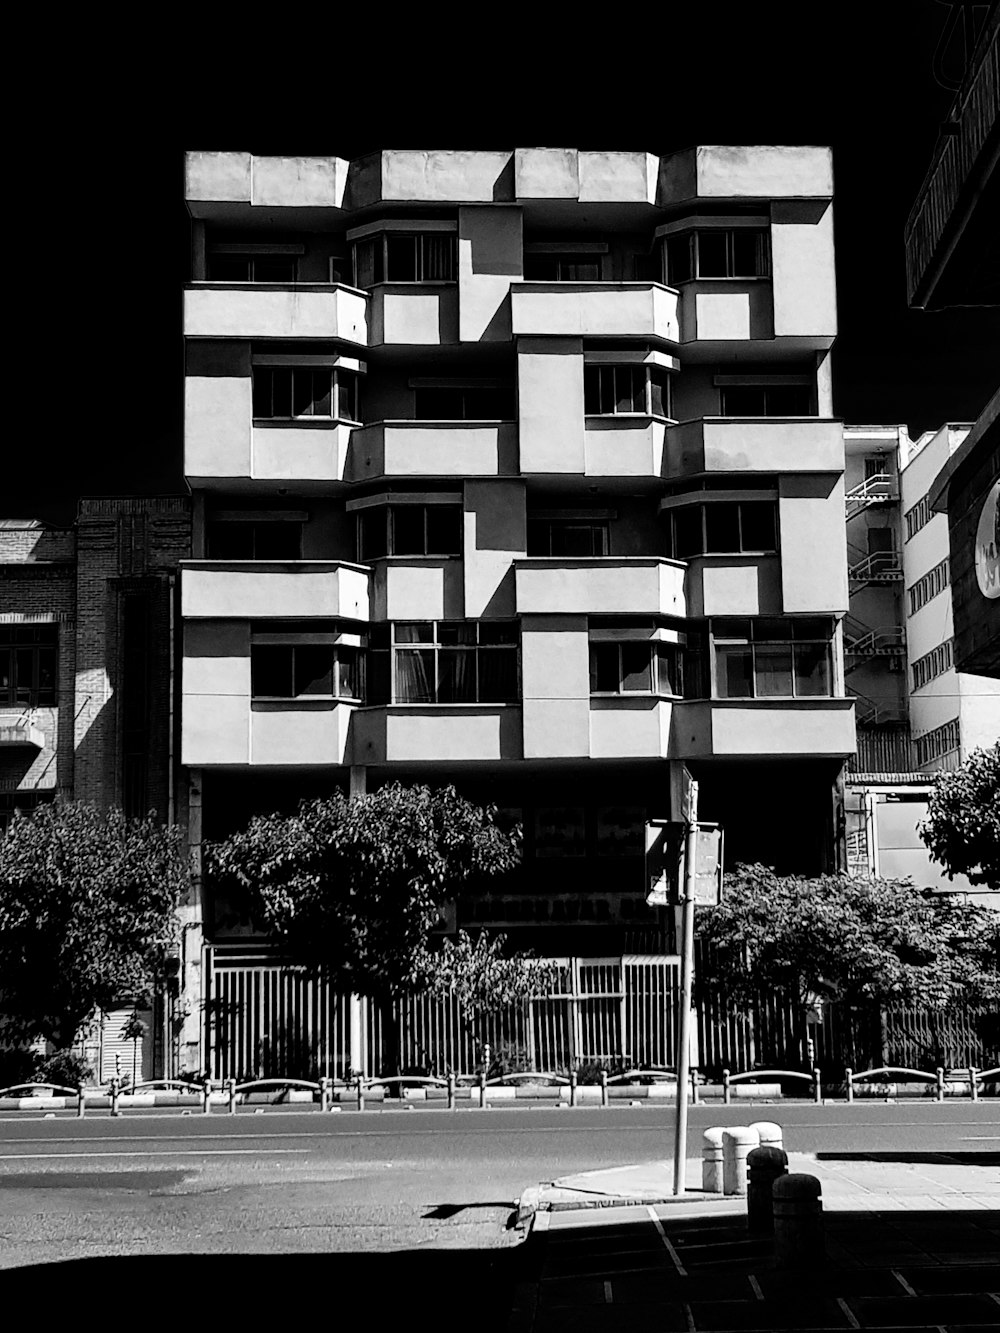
[846,1065,945,1102]
[723,1068,822,1104]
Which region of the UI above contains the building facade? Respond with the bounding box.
[0,499,191,1077]
[906,6,999,677]
[178,144,855,1072]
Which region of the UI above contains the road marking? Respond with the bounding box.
[748,1275,764,1301]
[893,1271,918,1297]
[603,1280,613,1303]
[646,1205,687,1276]
[960,1136,1000,1140]
[0,1149,309,1160]
[836,1297,861,1328]
[0,1133,335,1145]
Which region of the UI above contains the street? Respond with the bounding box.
[1,1101,997,1278]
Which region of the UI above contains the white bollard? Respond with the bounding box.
[749,1120,783,1150]
[722,1126,760,1196]
[702,1127,726,1193]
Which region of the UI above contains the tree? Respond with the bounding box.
[920,742,1000,890]
[206,783,523,1013]
[0,803,189,1052]
[695,864,1000,1063]
[412,929,558,1071]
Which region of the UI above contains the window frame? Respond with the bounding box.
[252,366,362,424]
[664,228,771,284]
[710,618,834,701]
[720,384,813,417]
[356,504,464,561]
[250,624,365,703]
[382,620,519,705]
[667,499,779,558]
[352,231,458,287]
[0,624,58,707]
[588,639,686,699]
[584,363,673,419]
[526,516,611,558]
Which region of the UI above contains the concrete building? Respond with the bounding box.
[906,6,999,678]
[180,144,854,1073]
[843,422,1000,903]
[0,499,191,1076]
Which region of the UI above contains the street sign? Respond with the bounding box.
[692,824,723,905]
[645,820,683,907]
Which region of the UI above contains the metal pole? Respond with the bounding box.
[673,780,698,1197]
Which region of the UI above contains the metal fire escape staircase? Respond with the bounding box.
[842,614,907,672]
[845,472,897,520]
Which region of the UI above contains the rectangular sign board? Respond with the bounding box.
[693,824,723,905]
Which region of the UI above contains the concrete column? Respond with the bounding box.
[178,768,205,1075]
[815,349,833,416]
[349,765,367,800]
[722,1126,760,1195]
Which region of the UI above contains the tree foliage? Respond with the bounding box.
[0,803,188,1049]
[920,742,1000,890]
[412,929,558,1033]
[206,784,522,1002]
[695,864,1000,1016]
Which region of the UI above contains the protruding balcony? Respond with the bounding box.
[667,417,844,476]
[367,285,459,345]
[181,561,370,622]
[671,697,856,759]
[350,705,523,764]
[0,718,44,749]
[184,284,368,346]
[584,417,670,477]
[347,421,518,482]
[514,557,686,618]
[510,282,679,342]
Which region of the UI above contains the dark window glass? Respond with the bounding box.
[438,648,477,702]
[697,231,729,277]
[721,386,766,415]
[293,369,316,417]
[739,502,777,551]
[551,522,607,557]
[358,510,386,561]
[253,256,296,283]
[272,369,293,418]
[422,234,455,281]
[716,644,753,698]
[395,623,435,644]
[649,368,671,419]
[766,385,812,415]
[1,627,59,706]
[704,504,741,553]
[478,646,516,702]
[396,649,435,701]
[210,255,250,282]
[386,235,418,281]
[252,370,272,417]
[426,507,462,555]
[310,369,332,417]
[337,647,361,699]
[754,642,793,697]
[656,644,684,697]
[526,518,548,555]
[206,523,255,559]
[793,642,831,696]
[672,508,703,558]
[524,253,600,280]
[294,646,334,696]
[415,387,463,420]
[620,643,653,692]
[590,643,620,692]
[478,622,518,645]
[252,646,292,697]
[731,230,766,277]
[392,507,426,555]
[666,234,693,285]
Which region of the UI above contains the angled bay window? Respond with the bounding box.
[0,625,57,706]
[665,229,770,284]
[251,622,363,702]
[588,617,701,699]
[356,503,463,560]
[667,499,778,558]
[252,366,362,423]
[353,231,457,287]
[712,618,834,699]
[584,364,672,418]
[527,513,610,557]
[368,621,519,704]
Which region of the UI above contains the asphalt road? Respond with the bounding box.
[1,1102,997,1280]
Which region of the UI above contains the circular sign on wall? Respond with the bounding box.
[975,479,999,600]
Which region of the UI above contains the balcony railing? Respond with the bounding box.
[848,553,903,585]
[180,561,370,622]
[184,283,368,345]
[845,474,898,519]
[514,557,686,618]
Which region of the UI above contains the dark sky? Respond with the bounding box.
[10,2,998,522]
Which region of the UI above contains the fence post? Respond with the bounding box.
[319,1077,331,1113]
[845,1068,853,1103]
[76,1084,86,1119]
[226,1078,237,1114]
[202,1077,213,1115]
[447,1072,455,1110]
[109,1077,120,1117]
[969,1067,979,1102]
[935,1067,945,1103]
[691,1068,700,1105]
[356,1076,365,1113]
[722,1068,731,1105]
[813,1067,822,1104]
[569,1070,578,1108]
[479,1070,487,1109]
[600,1069,608,1108]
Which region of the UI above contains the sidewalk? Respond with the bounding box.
[510,1154,1000,1331]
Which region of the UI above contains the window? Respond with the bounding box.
[665,229,770,284]
[584,365,672,418]
[527,517,609,557]
[0,625,57,706]
[907,558,950,615]
[252,367,362,422]
[413,385,511,420]
[589,641,685,697]
[904,492,933,542]
[712,618,833,699]
[206,521,301,560]
[357,505,463,560]
[251,623,363,701]
[720,384,812,416]
[353,232,457,286]
[369,621,518,704]
[914,718,961,767]
[209,254,297,283]
[524,253,602,281]
[668,500,778,558]
[912,639,953,691]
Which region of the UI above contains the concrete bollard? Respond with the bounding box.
[749,1120,783,1150]
[600,1070,608,1107]
[479,1071,487,1109]
[746,1145,789,1234]
[447,1073,456,1110]
[722,1126,759,1195]
[76,1084,86,1119]
[773,1173,824,1268]
[356,1077,365,1112]
[935,1067,945,1103]
[722,1068,732,1104]
[226,1078,237,1114]
[970,1067,979,1102]
[109,1077,121,1117]
[691,1069,700,1105]
[702,1127,726,1193]
[569,1070,578,1107]
[319,1077,331,1113]
[202,1078,213,1114]
[845,1067,854,1103]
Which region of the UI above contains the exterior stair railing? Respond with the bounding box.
[845,473,898,519]
[848,552,903,584]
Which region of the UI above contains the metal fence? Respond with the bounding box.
[202,947,999,1081]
